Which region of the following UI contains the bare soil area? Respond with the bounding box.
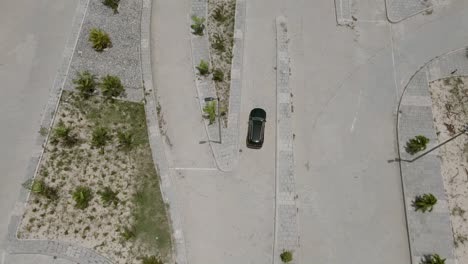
[18,91,172,264]
[429,76,468,261]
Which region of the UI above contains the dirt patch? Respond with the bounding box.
[18,91,172,264]
[207,0,236,126]
[429,76,468,261]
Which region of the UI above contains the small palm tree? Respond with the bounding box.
[405,135,430,155]
[98,186,119,206]
[196,60,210,76]
[190,15,205,36]
[53,120,77,146]
[413,193,437,213]
[213,69,224,82]
[72,71,97,98]
[203,101,216,124]
[89,28,112,51]
[100,75,124,99]
[72,186,92,209]
[103,0,119,13]
[117,131,134,150]
[91,126,111,148]
[422,254,446,264]
[280,250,293,263]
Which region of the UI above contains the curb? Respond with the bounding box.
[396,47,468,264]
[140,0,188,263]
[4,0,113,263]
[273,16,300,264]
[384,0,433,23]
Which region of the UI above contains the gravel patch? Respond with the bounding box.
[65,0,143,102]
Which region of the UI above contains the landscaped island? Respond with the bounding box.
[19,91,172,264]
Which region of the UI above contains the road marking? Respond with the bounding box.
[170,167,218,171]
[389,24,400,108]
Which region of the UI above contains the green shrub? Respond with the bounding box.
[405,135,429,155]
[103,0,119,13]
[190,15,205,36]
[89,28,112,52]
[23,179,58,200]
[100,75,124,99]
[141,256,163,264]
[422,254,446,264]
[203,101,216,124]
[212,33,225,53]
[121,226,135,241]
[413,193,437,213]
[91,127,111,148]
[73,71,97,98]
[98,186,119,206]
[280,250,293,263]
[212,4,227,22]
[72,186,93,209]
[196,60,210,76]
[53,120,77,146]
[213,69,224,82]
[117,131,134,150]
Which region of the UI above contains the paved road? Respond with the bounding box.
[0,0,78,261]
[155,0,468,264]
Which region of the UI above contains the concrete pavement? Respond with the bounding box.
[0,0,78,261]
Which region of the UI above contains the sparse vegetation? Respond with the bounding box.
[421,254,446,264]
[191,15,205,36]
[91,126,111,148]
[53,120,77,146]
[121,225,135,241]
[212,3,228,23]
[196,60,210,76]
[413,193,437,213]
[39,126,48,137]
[22,179,58,200]
[103,0,119,13]
[280,250,293,263]
[141,256,163,264]
[89,28,111,52]
[405,135,430,155]
[213,69,224,82]
[212,33,225,53]
[72,186,93,209]
[100,75,124,99]
[117,131,134,151]
[98,186,119,206]
[73,71,97,98]
[203,101,217,124]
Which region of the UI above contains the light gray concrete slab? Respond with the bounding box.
[0,0,78,252]
[3,252,76,264]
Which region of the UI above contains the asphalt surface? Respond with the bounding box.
[0,0,78,262]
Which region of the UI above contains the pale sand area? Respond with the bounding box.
[429,76,468,261]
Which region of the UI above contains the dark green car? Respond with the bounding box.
[247,108,266,149]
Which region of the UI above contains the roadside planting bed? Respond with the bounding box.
[430,76,468,261]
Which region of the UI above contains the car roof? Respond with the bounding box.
[249,108,266,119]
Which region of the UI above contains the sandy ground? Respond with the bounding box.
[429,76,468,261]
[18,91,171,264]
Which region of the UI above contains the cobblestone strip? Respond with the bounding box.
[190,0,246,172]
[334,0,352,25]
[4,0,112,263]
[140,0,188,263]
[385,0,432,23]
[397,48,468,264]
[274,16,299,264]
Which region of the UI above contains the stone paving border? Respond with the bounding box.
[385,0,433,23]
[3,0,112,263]
[189,0,246,172]
[140,0,188,263]
[396,48,468,264]
[273,16,299,264]
[334,0,353,25]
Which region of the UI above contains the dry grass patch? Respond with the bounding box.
[429,76,468,261]
[19,91,172,264]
